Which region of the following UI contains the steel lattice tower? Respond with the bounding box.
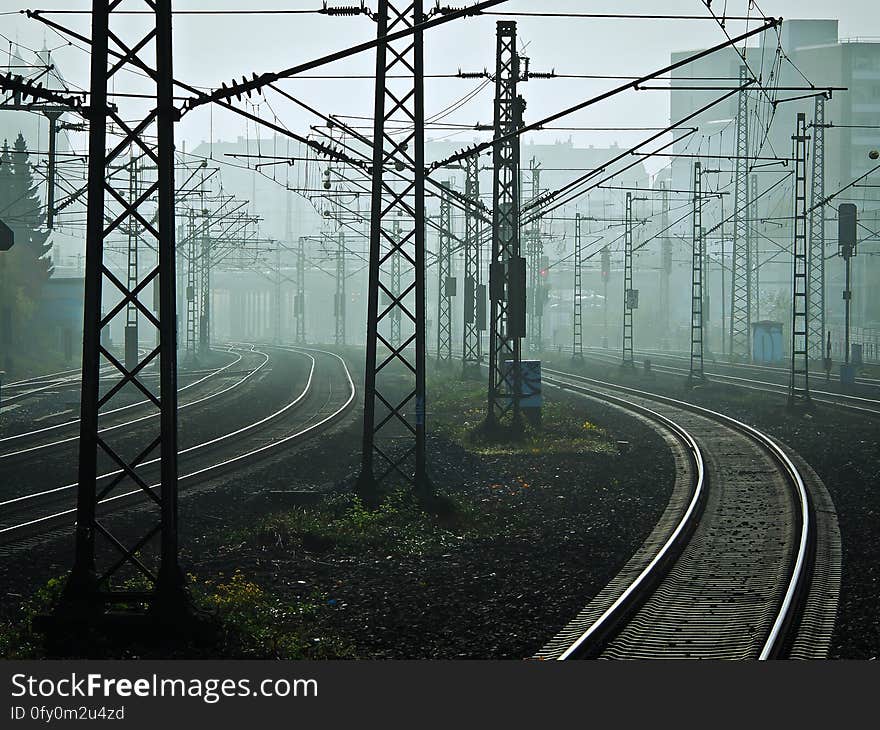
[199,176,211,355]
[461,153,482,379]
[808,94,827,360]
[272,242,282,345]
[790,113,812,406]
[436,181,454,362]
[358,0,429,495]
[390,217,402,349]
[572,212,584,360]
[689,163,706,384]
[487,21,526,427]
[335,231,346,346]
[751,172,760,321]
[185,209,199,355]
[124,151,140,371]
[295,236,306,344]
[526,160,543,354]
[62,0,185,618]
[659,181,671,344]
[622,192,635,368]
[730,65,751,361]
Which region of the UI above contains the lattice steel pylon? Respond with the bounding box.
[358,0,429,496]
[808,94,827,360]
[436,180,454,362]
[789,113,812,406]
[124,151,140,371]
[487,21,526,428]
[622,192,635,368]
[461,152,482,379]
[526,159,543,354]
[295,236,306,344]
[730,65,751,361]
[185,209,199,355]
[572,212,584,360]
[61,0,186,620]
[272,240,282,345]
[390,217,402,349]
[689,163,706,385]
[748,173,762,326]
[199,176,211,356]
[659,181,671,346]
[335,231,346,346]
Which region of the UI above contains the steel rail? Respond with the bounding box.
[577,349,880,416]
[0,348,355,543]
[540,374,706,660]
[542,366,812,660]
[0,345,245,445]
[0,346,263,459]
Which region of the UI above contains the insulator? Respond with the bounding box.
[320,2,368,16]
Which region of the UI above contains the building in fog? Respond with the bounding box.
[668,19,880,354]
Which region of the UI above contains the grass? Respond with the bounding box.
[246,487,525,560]
[0,571,353,659]
[429,375,617,457]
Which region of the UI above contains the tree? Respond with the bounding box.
[0,133,54,368]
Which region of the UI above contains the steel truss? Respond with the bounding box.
[461,153,483,379]
[659,181,671,344]
[790,113,812,406]
[295,236,306,344]
[487,20,526,427]
[124,152,140,371]
[335,230,346,346]
[185,209,199,355]
[689,162,705,384]
[63,0,185,618]
[572,212,583,360]
[436,180,454,362]
[730,65,751,361]
[358,0,429,495]
[622,192,635,368]
[526,160,543,354]
[390,218,402,348]
[199,177,211,355]
[808,94,826,360]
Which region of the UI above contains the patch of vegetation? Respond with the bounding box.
[247,487,522,559]
[0,572,352,660]
[188,571,353,659]
[0,577,64,659]
[429,375,617,457]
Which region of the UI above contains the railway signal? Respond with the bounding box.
[0,219,13,251]
[839,202,858,385]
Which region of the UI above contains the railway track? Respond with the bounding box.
[0,346,356,547]
[573,348,880,417]
[0,345,258,458]
[628,346,880,389]
[535,366,841,660]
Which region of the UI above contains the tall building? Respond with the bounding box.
[669,19,880,353]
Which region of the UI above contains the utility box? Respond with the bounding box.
[503,359,542,423]
[851,343,863,367]
[751,320,784,363]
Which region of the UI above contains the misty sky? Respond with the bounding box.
[2,0,879,176]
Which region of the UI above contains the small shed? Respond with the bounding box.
[751,320,784,363]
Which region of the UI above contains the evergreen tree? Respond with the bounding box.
[0,133,54,365]
[9,132,53,283]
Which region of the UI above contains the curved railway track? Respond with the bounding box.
[574,348,880,417]
[535,366,841,660]
[0,345,259,457]
[0,346,356,547]
[628,346,880,389]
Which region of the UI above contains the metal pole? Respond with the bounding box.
[358,0,428,496]
[622,192,634,368]
[789,113,811,406]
